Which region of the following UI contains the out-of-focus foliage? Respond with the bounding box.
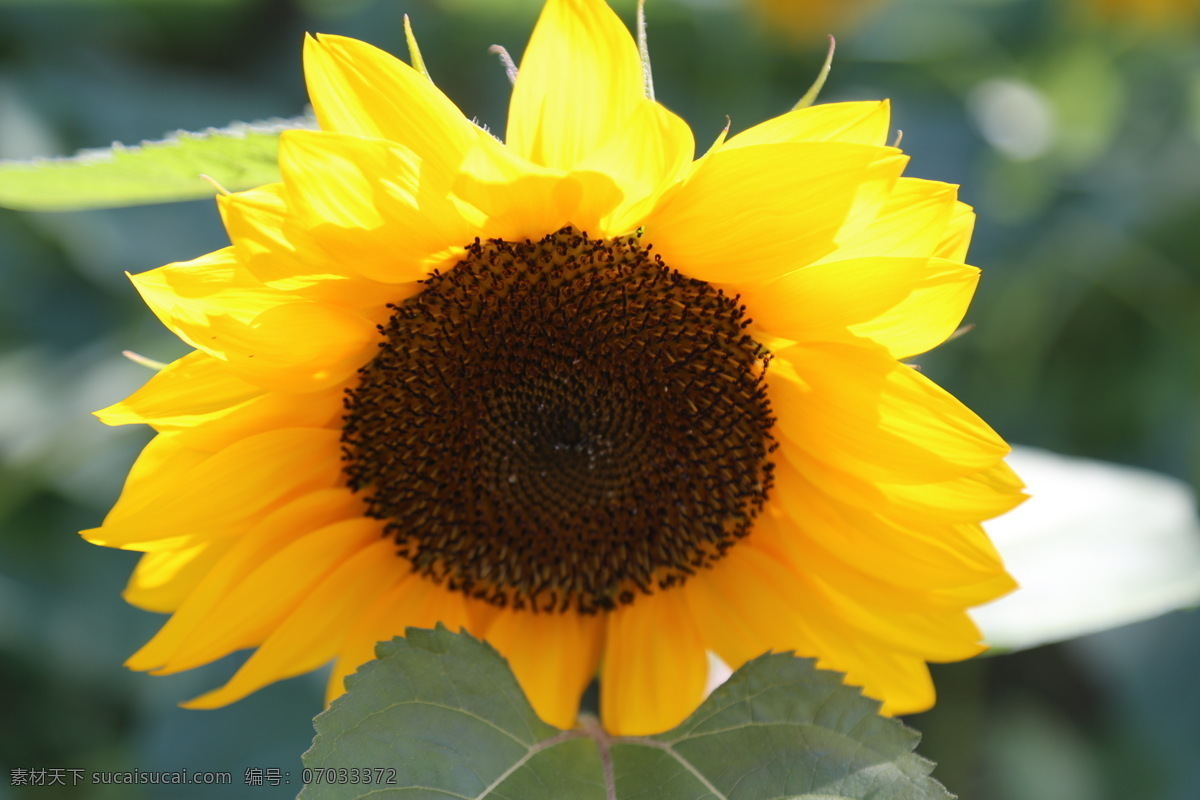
[0,0,1198,799]
[1079,0,1200,28]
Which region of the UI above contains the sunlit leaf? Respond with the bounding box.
[0,117,310,211]
[975,446,1200,651]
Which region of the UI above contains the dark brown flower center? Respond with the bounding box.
[341,227,775,613]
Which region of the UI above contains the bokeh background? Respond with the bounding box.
[1,0,1198,797]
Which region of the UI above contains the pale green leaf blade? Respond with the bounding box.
[0,117,311,211]
[975,446,1200,651]
[302,627,952,800]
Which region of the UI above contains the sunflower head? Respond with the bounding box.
[87,0,1022,737]
[340,227,778,615]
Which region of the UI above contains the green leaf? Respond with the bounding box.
[0,117,311,211]
[975,446,1200,652]
[301,626,952,800]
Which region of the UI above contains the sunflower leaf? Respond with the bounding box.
[0,117,312,211]
[975,446,1200,651]
[300,626,952,800]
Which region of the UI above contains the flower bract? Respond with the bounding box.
[86,0,1023,736]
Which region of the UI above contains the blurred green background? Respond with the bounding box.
[1,0,1198,797]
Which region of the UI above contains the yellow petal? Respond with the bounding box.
[813,177,961,264]
[748,516,990,661]
[278,130,477,284]
[576,98,696,236]
[95,350,263,430]
[86,434,209,535]
[847,263,979,359]
[507,0,644,172]
[798,569,990,663]
[156,517,385,674]
[791,623,941,715]
[183,538,399,708]
[482,610,604,730]
[769,457,1015,604]
[815,639,936,716]
[131,247,300,353]
[564,170,626,239]
[452,139,585,241]
[123,539,235,613]
[745,256,979,359]
[102,348,345,454]
[325,578,476,705]
[643,142,906,283]
[84,427,343,551]
[935,200,976,262]
[129,248,379,392]
[769,343,1010,485]
[791,443,1026,524]
[202,300,380,394]
[127,487,365,672]
[882,459,1027,523]
[600,590,707,735]
[685,545,821,668]
[726,99,891,148]
[218,183,396,308]
[688,542,935,715]
[303,34,482,175]
[168,384,345,455]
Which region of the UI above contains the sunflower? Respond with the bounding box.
[86,0,1023,736]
